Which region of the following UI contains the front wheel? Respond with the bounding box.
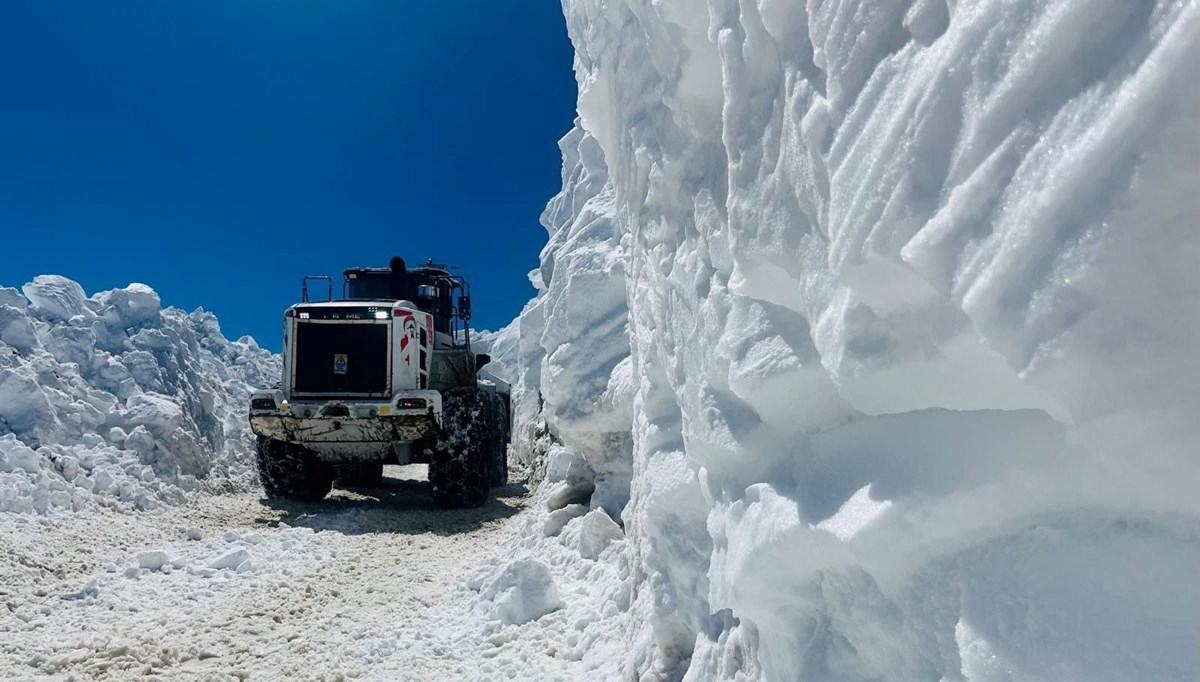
[429,387,490,508]
[255,436,334,502]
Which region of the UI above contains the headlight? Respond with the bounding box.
[396,398,427,410]
[251,397,277,411]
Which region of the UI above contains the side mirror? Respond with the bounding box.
[459,295,472,320]
[475,353,492,371]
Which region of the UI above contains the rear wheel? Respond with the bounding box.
[429,387,490,508]
[255,436,334,502]
[335,463,385,488]
[488,392,510,487]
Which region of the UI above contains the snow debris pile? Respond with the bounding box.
[0,275,278,512]
[110,526,333,583]
[448,500,634,678]
[497,1,1200,680]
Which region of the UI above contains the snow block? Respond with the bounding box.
[22,275,89,321]
[0,305,37,351]
[124,393,185,434]
[545,480,595,511]
[0,287,25,308]
[474,559,563,625]
[0,434,41,474]
[0,370,58,441]
[543,504,589,538]
[137,550,170,571]
[208,548,251,571]
[93,283,161,328]
[577,509,624,560]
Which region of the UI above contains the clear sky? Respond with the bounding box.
[0,1,577,351]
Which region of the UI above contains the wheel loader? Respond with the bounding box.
[248,257,509,507]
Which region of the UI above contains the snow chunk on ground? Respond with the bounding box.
[471,559,563,625]
[136,549,170,571]
[576,509,624,560]
[543,503,588,538]
[208,547,251,571]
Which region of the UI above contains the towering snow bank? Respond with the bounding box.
[0,276,279,512]
[517,0,1200,679]
[481,124,636,521]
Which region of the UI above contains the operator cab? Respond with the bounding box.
[302,256,472,348]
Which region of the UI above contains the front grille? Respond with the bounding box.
[293,322,389,398]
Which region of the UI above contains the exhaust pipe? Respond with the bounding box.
[389,256,408,300]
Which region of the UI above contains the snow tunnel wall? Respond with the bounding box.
[513,0,1200,679]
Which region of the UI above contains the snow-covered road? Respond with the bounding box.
[0,466,592,681]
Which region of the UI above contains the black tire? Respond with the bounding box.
[488,392,510,487]
[429,387,490,508]
[255,436,334,502]
[335,463,385,488]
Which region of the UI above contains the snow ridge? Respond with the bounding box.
[0,276,279,513]
[501,1,1200,680]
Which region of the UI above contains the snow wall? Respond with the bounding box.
[0,276,279,513]
[499,1,1200,680]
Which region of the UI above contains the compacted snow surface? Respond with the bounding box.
[5,1,1200,680]
[0,467,581,681]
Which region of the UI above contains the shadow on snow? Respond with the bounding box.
[256,467,530,537]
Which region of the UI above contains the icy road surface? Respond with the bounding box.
[0,466,587,681]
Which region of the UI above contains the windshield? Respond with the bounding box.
[344,272,396,300]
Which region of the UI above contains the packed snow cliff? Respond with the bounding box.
[0,276,278,513]
[493,1,1200,680]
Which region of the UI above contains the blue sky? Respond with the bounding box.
[0,1,576,350]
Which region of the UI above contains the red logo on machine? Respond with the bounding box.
[399,315,417,353]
